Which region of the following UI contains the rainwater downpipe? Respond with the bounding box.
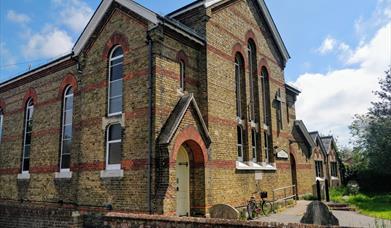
[147,34,153,214]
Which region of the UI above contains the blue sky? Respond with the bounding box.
[1,0,391,146]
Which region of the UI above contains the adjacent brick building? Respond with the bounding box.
[0,0,340,218]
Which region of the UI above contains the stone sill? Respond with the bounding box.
[55,171,72,179]
[316,177,325,181]
[331,176,339,180]
[17,173,30,180]
[100,169,124,178]
[236,161,276,171]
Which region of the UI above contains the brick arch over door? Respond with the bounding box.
[171,125,208,167]
[171,125,207,216]
[102,32,130,60]
[23,88,38,107]
[58,73,78,98]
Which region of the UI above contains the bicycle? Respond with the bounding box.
[247,191,274,219]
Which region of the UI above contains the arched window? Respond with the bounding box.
[179,60,185,91]
[0,108,3,143]
[261,67,272,163]
[108,46,124,116]
[235,53,246,162]
[235,54,245,119]
[248,40,260,162]
[106,124,122,170]
[22,99,34,173]
[60,86,73,171]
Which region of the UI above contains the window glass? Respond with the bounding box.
[237,125,243,161]
[107,124,122,169]
[22,99,33,172]
[60,87,73,171]
[180,60,185,90]
[108,46,124,115]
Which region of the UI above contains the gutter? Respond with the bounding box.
[146,34,153,214]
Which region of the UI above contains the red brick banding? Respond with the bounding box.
[23,88,38,107]
[102,32,130,60]
[58,73,78,98]
[171,125,208,168]
[0,99,5,112]
[232,42,247,66]
[176,50,188,65]
[245,29,257,44]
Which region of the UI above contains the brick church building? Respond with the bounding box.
[0,0,340,217]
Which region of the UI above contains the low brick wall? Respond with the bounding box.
[102,212,343,228]
[0,201,347,228]
[0,201,82,228]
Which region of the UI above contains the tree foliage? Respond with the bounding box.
[349,68,391,175]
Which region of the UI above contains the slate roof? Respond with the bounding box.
[309,131,327,158]
[321,136,335,154]
[294,120,315,157]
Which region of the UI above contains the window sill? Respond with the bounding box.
[316,177,325,181]
[55,171,72,179]
[17,173,30,180]
[236,161,276,171]
[331,176,339,180]
[100,169,123,178]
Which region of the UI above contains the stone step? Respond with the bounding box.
[327,203,355,211]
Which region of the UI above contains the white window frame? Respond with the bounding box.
[60,86,73,172]
[106,124,122,170]
[235,57,243,119]
[179,60,185,91]
[22,99,33,174]
[248,42,256,122]
[108,46,124,117]
[237,125,244,162]
[0,109,3,143]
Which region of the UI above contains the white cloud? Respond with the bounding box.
[317,36,337,54]
[294,22,391,146]
[0,42,17,69]
[6,10,30,24]
[22,26,73,59]
[52,0,93,33]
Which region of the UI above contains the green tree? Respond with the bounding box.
[349,68,391,175]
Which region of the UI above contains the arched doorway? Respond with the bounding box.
[290,153,298,199]
[176,146,190,216]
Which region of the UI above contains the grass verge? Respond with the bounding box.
[330,187,391,220]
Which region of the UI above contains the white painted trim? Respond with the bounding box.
[60,86,74,171]
[105,124,122,170]
[55,171,72,179]
[236,161,276,171]
[0,56,71,89]
[17,173,30,180]
[73,0,158,56]
[100,169,124,178]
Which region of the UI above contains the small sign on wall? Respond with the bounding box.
[276,149,289,159]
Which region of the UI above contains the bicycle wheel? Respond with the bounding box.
[262,201,273,216]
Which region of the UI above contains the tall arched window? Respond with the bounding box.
[0,109,3,143]
[261,67,272,163]
[22,99,34,173]
[179,60,185,91]
[248,40,260,162]
[106,124,122,170]
[108,46,124,116]
[60,86,73,171]
[235,53,246,161]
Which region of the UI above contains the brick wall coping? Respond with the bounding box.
[104,212,343,228]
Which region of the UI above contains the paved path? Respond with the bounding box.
[255,200,391,227]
